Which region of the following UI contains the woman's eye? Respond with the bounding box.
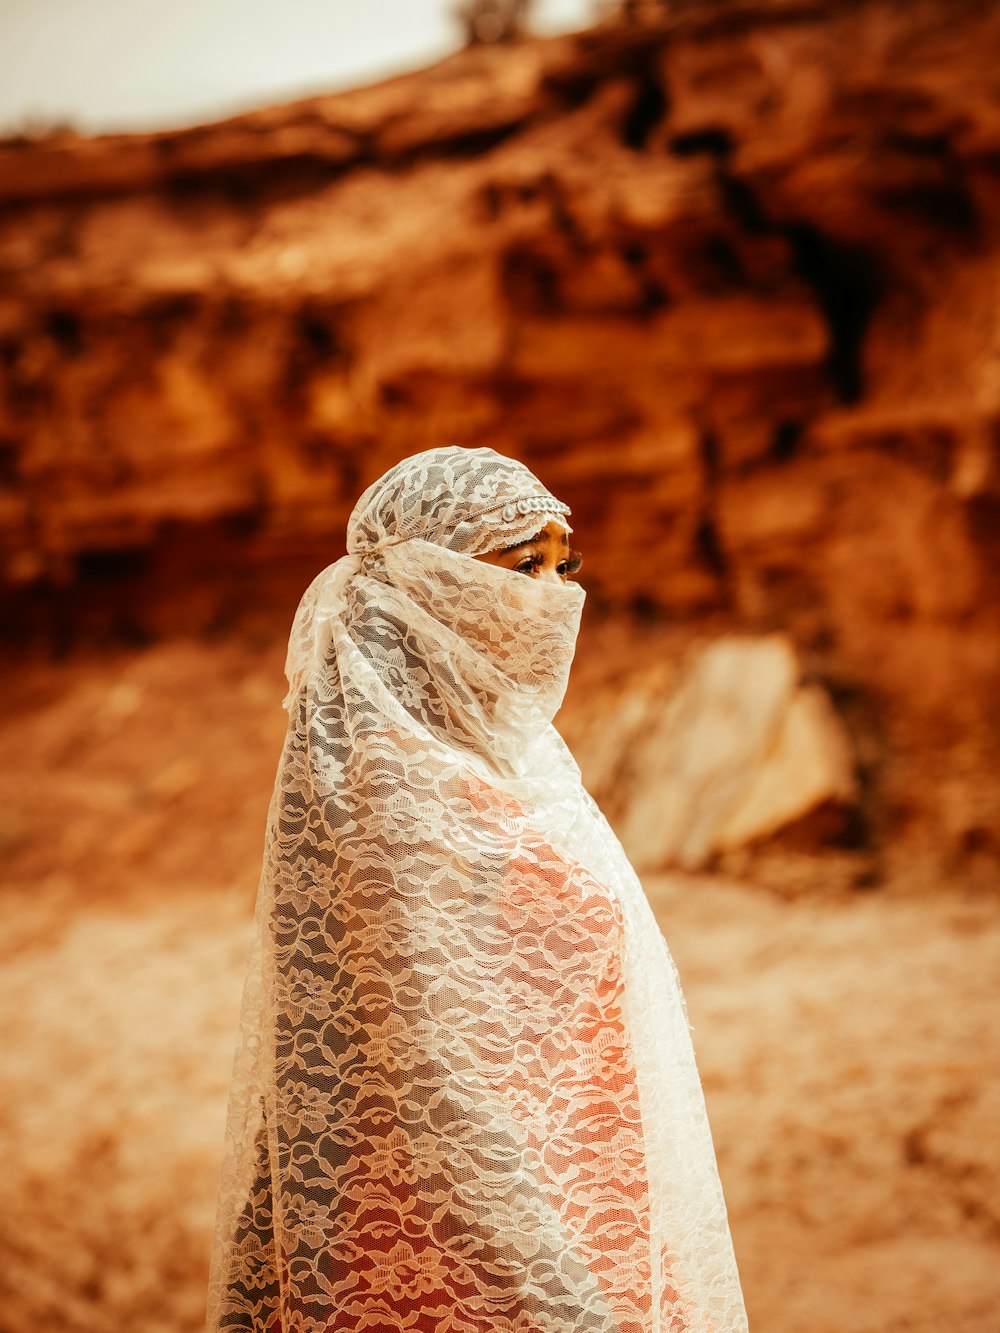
[514,556,540,576]
[559,552,584,578]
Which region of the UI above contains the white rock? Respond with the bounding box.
[613,636,856,870]
[716,683,856,852]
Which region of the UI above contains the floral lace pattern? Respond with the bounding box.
[207,448,748,1333]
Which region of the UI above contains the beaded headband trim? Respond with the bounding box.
[470,494,572,525]
[351,492,572,555]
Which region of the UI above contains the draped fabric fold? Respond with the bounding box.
[207,447,748,1333]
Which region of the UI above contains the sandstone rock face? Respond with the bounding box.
[0,0,998,879]
[574,634,857,870]
[715,681,856,854]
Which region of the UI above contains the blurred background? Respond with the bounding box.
[1,0,998,1330]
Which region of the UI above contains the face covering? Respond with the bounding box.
[285,447,585,774]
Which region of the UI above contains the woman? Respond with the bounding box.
[207,446,748,1333]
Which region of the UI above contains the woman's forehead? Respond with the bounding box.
[514,523,570,548]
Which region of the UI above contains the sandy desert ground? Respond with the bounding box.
[1,638,998,1333]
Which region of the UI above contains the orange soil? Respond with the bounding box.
[0,637,997,1332]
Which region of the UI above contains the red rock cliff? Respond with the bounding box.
[1,0,998,880]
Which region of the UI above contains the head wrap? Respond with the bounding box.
[284,447,584,774]
[345,444,574,557]
[207,446,748,1333]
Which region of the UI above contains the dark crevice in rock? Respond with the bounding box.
[879,178,978,238]
[700,423,721,479]
[694,514,728,579]
[771,419,804,462]
[669,127,734,158]
[75,547,151,581]
[719,171,880,403]
[695,428,730,585]
[618,240,673,309]
[284,307,353,395]
[539,67,600,111]
[501,248,562,313]
[218,509,266,539]
[700,233,749,287]
[823,672,889,855]
[786,223,881,404]
[627,592,666,623]
[540,172,588,249]
[295,310,347,366]
[379,381,410,408]
[44,309,84,358]
[832,803,872,855]
[163,156,356,209]
[0,439,20,486]
[639,279,671,313]
[478,181,506,222]
[480,171,586,248]
[718,172,770,233]
[381,118,531,167]
[619,240,648,267]
[621,67,669,151]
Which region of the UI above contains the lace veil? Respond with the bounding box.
[206,446,748,1333]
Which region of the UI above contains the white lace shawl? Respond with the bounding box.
[206,446,748,1333]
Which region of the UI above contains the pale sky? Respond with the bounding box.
[0,0,594,135]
